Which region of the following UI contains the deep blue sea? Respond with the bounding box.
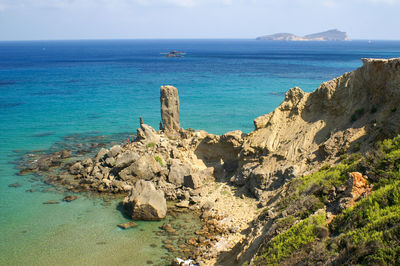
[1,39,400,265]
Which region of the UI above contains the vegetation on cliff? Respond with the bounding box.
[253,135,400,265]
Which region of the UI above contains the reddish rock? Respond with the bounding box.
[348,172,371,201]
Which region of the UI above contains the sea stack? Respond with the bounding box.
[160,85,180,133]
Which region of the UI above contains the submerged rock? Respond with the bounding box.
[8,182,21,188]
[43,200,59,204]
[118,221,138,229]
[123,180,167,221]
[63,195,78,202]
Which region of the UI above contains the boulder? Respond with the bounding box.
[160,85,180,133]
[107,145,123,158]
[95,148,109,162]
[168,160,191,186]
[69,162,84,175]
[184,173,202,189]
[118,155,161,181]
[176,200,190,208]
[123,180,167,221]
[114,151,139,169]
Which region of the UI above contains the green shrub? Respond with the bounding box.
[147,142,156,148]
[330,181,400,264]
[154,156,163,166]
[254,210,326,265]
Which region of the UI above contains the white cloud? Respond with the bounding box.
[132,0,234,7]
[367,0,400,3]
[0,0,235,9]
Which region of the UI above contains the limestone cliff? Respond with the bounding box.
[230,58,400,200]
[224,58,400,265]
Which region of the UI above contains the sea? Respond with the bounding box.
[1,39,400,265]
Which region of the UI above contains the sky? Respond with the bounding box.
[0,0,399,41]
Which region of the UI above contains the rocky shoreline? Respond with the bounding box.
[15,85,261,265]
[14,58,400,265]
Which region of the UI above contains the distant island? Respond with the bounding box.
[256,29,349,41]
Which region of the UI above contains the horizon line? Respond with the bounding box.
[1,38,400,42]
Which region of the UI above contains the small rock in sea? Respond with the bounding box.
[63,195,78,202]
[96,241,106,245]
[161,223,176,234]
[164,244,176,253]
[146,260,153,265]
[43,200,59,204]
[150,243,157,248]
[25,188,38,193]
[8,182,21,188]
[21,230,28,234]
[163,239,173,245]
[118,221,138,229]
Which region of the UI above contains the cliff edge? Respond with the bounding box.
[232,58,400,200]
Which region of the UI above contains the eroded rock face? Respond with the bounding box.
[160,85,180,133]
[136,123,160,143]
[238,58,400,200]
[123,180,167,221]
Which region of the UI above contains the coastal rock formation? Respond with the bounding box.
[236,58,400,200]
[18,58,400,265]
[160,85,180,133]
[123,180,167,221]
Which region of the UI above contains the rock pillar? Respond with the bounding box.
[160,85,180,133]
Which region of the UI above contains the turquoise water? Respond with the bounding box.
[1,39,400,265]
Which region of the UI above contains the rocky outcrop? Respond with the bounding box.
[341,172,371,208]
[19,58,400,265]
[136,123,160,143]
[123,180,167,221]
[237,58,400,199]
[160,85,180,133]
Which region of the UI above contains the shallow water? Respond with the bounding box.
[1,39,400,264]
